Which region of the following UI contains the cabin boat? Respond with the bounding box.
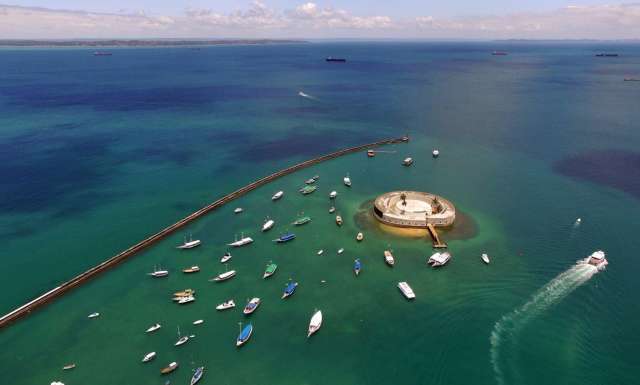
[178,295,196,305]
[177,234,201,249]
[402,157,414,166]
[587,250,608,269]
[336,215,343,226]
[183,266,200,273]
[329,191,337,199]
[142,352,156,363]
[343,174,352,187]
[228,234,253,247]
[193,319,204,325]
[190,367,204,385]
[220,252,232,263]
[432,149,440,158]
[263,262,278,278]
[354,259,362,276]
[282,281,298,299]
[272,191,284,200]
[146,323,161,333]
[237,323,253,347]
[481,253,490,264]
[307,310,323,338]
[356,232,364,242]
[398,281,416,299]
[262,218,275,232]
[428,252,451,267]
[216,299,236,310]
[210,270,236,282]
[384,250,395,266]
[161,362,179,374]
[274,232,296,243]
[243,298,261,315]
[148,267,169,278]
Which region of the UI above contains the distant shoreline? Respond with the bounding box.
[0,39,308,48]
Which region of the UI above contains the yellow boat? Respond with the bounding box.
[173,289,195,297]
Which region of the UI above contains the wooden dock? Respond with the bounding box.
[426,223,448,248]
[0,136,408,329]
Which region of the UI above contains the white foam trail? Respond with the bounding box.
[298,91,316,100]
[490,258,603,385]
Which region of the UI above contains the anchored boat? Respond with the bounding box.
[161,361,178,375]
[62,363,76,370]
[146,323,161,333]
[329,191,337,199]
[356,232,364,242]
[274,232,296,243]
[210,269,236,282]
[190,367,204,385]
[272,191,284,201]
[173,289,195,297]
[343,174,352,187]
[329,206,336,213]
[336,215,343,226]
[262,218,275,232]
[293,215,312,226]
[354,259,362,276]
[148,266,169,278]
[384,250,395,266]
[178,295,195,305]
[428,252,451,267]
[228,233,253,247]
[182,266,200,273]
[88,312,100,319]
[402,157,414,166]
[216,299,235,310]
[177,234,201,249]
[234,207,243,214]
[481,253,490,264]
[220,252,232,263]
[300,185,317,195]
[237,323,253,347]
[282,281,298,299]
[432,149,440,158]
[243,298,261,315]
[263,262,278,279]
[142,352,156,363]
[398,281,416,299]
[307,310,323,338]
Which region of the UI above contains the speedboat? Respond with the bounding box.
[243,298,261,315]
[586,250,608,269]
[228,234,253,247]
[293,216,312,226]
[282,281,298,299]
[220,252,232,263]
[354,259,362,276]
[145,323,161,333]
[142,352,156,363]
[432,149,440,158]
[272,191,284,201]
[329,191,337,199]
[236,323,253,347]
[307,310,323,338]
[177,234,201,249]
[428,252,451,267]
[274,232,296,243]
[356,232,364,242]
[338,248,344,254]
[161,362,178,374]
[88,312,100,319]
[262,218,275,232]
[193,319,204,325]
[216,299,235,310]
[210,270,236,282]
[263,262,278,279]
[481,253,490,264]
[305,178,316,185]
[343,174,352,187]
[384,250,395,266]
[182,266,200,273]
[317,249,324,255]
[402,157,414,166]
[300,185,317,195]
[178,296,196,305]
[398,281,416,299]
[148,267,169,278]
[329,206,336,213]
[336,215,343,226]
[190,367,204,385]
[234,207,243,214]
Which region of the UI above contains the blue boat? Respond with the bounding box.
[281,281,298,299]
[236,323,253,347]
[190,366,204,385]
[273,232,296,243]
[354,259,362,276]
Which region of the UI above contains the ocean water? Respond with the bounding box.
[1,42,639,385]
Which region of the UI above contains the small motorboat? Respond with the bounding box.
[307,310,323,338]
[263,262,278,279]
[428,252,451,267]
[282,281,298,299]
[161,361,179,374]
[481,253,490,264]
[173,289,195,297]
[262,218,275,232]
[177,234,201,249]
[190,367,204,385]
[586,250,608,269]
[216,299,236,310]
[354,259,362,276]
[356,232,364,242]
[234,207,244,214]
[367,149,376,157]
[228,234,253,247]
[210,270,236,282]
[272,191,284,201]
[182,266,200,273]
[305,178,316,185]
[274,232,296,243]
[87,312,100,319]
[336,215,343,226]
[148,267,169,278]
[243,298,261,315]
[62,363,76,370]
[343,174,352,187]
[300,185,317,195]
[317,249,324,255]
[337,248,344,254]
[193,319,204,325]
[220,252,232,263]
[329,206,336,213]
[402,157,414,166]
[384,250,395,267]
[432,149,440,158]
[574,217,582,226]
[398,281,416,299]
[293,216,312,226]
[146,323,161,333]
[329,191,337,199]
[236,323,253,347]
[142,351,156,363]
[178,296,196,305]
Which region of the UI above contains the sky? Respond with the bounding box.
[1,1,640,39]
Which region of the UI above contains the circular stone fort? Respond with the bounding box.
[373,191,455,228]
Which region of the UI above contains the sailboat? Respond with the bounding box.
[262,218,275,232]
[190,367,204,385]
[142,351,156,363]
[228,233,253,247]
[354,259,362,276]
[174,326,189,346]
[148,266,169,278]
[307,310,322,338]
[177,234,201,249]
[292,214,312,226]
[145,323,161,333]
[282,281,298,299]
[236,323,253,347]
[182,266,200,273]
[273,232,296,243]
[263,262,278,279]
[209,265,236,282]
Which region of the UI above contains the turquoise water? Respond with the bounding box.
[1,42,639,385]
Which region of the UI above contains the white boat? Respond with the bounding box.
[177,234,201,249]
[574,217,582,226]
[243,298,261,315]
[145,323,161,333]
[343,174,352,187]
[384,250,395,266]
[398,282,416,299]
[307,310,323,338]
[586,250,608,269]
[210,270,236,282]
[428,252,451,267]
[336,215,343,226]
[175,327,189,346]
[329,206,336,213]
[402,157,414,166]
[228,234,253,247]
[220,252,232,263]
[193,319,204,325]
[356,232,364,241]
[178,295,196,304]
[329,191,337,199]
[337,248,344,254]
[481,253,490,264]
[317,249,324,255]
[262,218,275,232]
[234,207,243,214]
[182,265,200,273]
[87,312,100,319]
[142,351,156,363]
[432,149,440,158]
[272,191,284,201]
[148,267,169,278]
[216,299,236,310]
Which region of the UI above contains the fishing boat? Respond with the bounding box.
[273,232,296,243]
[243,298,261,315]
[384,250,395,266]
[356,232,364,242]
[210,269,236,282]
[293,215,312,226]
[228,233,253,247]
[262,218,275,232]
[272,191,284,200]
[220,252,232,263]
[367,149,376,157]
[329,206,336,213]
[216,299,235,310]
[305,178,316,185]
[586,250,608,269]
[175,327,189,346]
[161,362,178,375]
[263,262,278,279]
[173,289,195,297]
[234,207,243,214]
[190,367,204,385]
[307,310,323,338]
[428,252,451,267]
[282,281,298,299]
[432,149,440,158]
[343,174,352,187]
[146,323,161,333]
[338,248,344,254]
[398,281,416,299]
[481,253,490,264]
[182,266,200,273]
[300,185,317,195]
[193,319,204,325]
[176,234,201,249]
[329,191,337,199]
[236,323,253,347]
[336,215,343,226]
[88,312,100,319]
[178,295,196,305]
[62,363,76,370]
[148,267,169,278]
[354,259,362,276]
[142,352,156,363]
[402,157,414,166]
[317,249,324,255]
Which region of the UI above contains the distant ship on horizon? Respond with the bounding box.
[491,51,508,56]
[93,51,112,56]
[595,53,619,57]
[326,56,346,62]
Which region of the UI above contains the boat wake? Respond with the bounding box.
[298,91,316,100]
[489,258,604,385]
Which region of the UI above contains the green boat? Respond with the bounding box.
[293,216,312,226]
[299,185,317,195]
[263,262,278,279]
